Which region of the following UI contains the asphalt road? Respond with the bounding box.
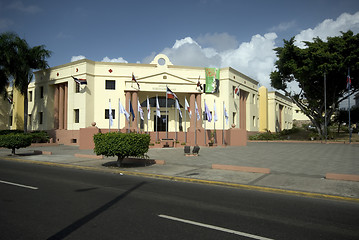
[1,159,358,240]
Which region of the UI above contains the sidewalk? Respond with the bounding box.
[1,142,359,201]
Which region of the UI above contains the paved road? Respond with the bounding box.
[1,160,359,240]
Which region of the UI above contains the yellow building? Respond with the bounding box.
[0,54,293,146]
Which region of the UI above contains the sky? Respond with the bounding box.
[1,0,359,97]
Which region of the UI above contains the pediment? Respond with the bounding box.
[134,72,197,85]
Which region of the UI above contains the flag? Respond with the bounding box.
[347,74,351,90]
[234,86,240,96]
[166,87,177,99]
[7,96,12,104]
[213,100,218,122]
[176,99,182,118]
[185,97,192,118]
[132,73,140,89]
[72,76,87,85]
[204,101,212,122]
[119,99,130,121]
[156,95,161,118]
[147,96,151,120]
[224,102,229,125]
[138,99,144,120]
[129,100,135,121]
[195,101,200,121]
[197,76,203,90]
[109,100,113,126]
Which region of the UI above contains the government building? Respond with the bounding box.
[0,54,294,148]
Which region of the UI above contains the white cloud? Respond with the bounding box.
[269,20,296,32]
[101,56,128,63]
[295,12,359,48]
[7,1,41,14]
[196,32,238,51]
[71,55,86,62]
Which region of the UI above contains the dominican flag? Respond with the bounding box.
[129,100,135,121]
[185,97,192,118]
[132,73,140,89]
[347,74,352,90]
[166,87,177,99]
[72,76,87,85]
[197,76,203,90]
[234,86,240,96]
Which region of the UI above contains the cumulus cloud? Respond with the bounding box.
[295,12,359,48]
[101,56,128,63]
[269,20,296,32]
[196,32,239,51]
[71,55,86,62]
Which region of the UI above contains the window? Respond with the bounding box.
[74,109,79,123]
[75,82,80,93]
[105,109,115,119]
[40,86,44,98]
[105,80,115,90]
[29,91,33,102]
[232,112,236,125]
[39,112,43,124]
[9,116,13,126]
[28,114,32,126]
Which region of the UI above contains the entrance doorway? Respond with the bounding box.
[154,115,167,131]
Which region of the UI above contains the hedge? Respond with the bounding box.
[93,132,151,166]
[0,133,33,154]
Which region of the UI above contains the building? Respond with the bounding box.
[1,54,293,148]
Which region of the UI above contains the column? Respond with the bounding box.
[196,94,202,128]
[132,91,138,130]
[64,83,68,130]
[189,93,196,131]
[54,85,59,129]
[240,90,248,130]
[59,84,64,129]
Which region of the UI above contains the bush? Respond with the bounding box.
[93,132,150,166]
[0,133,32,154]
[30,131,50,143]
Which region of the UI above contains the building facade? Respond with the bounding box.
[1,54,293,147]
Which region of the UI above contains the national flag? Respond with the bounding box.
[109,100,113,126]
[347,74,352,90]
[156,95,161,118]
[197,76,203,90]
[195,101,200,121]
[166,87,177,99]
[147,96,151,120]
[175,99,182,118]
[72,76,87,85]
[204,101,212,122]
[185,97,192,118]
[129,99,135,121]
[213,100,218,122]
[132,73,140,89]
[138,99,144,120]
[234,86,240,96]
[119,99,130,121]
[224,102,229,125]
[7,96,13,104]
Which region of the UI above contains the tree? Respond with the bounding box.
[271,31,359,137]
[0,32,51,133]
[0,133,32,155]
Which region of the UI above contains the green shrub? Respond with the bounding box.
[30,131,50,143]
[93,132,150,166]
[0,130,23,135]
[0,133,32,154]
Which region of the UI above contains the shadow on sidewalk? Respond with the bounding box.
[102,157,157,168]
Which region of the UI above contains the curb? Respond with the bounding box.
[326,173,359,182]
[74,153,104,159]
[212,164,271,174]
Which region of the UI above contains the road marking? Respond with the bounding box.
[0,180,38,190]
[158,214,274,240]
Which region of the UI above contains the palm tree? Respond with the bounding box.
[0,32,51,133]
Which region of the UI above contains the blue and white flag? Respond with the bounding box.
[213,100,218,122]
[156,95,161,118]
[223,102,229,125]
[109,99,113,126]
[119,99,129,121]
[176,99,182,118]
[204,101,212,122]
[129,99,135,121]
[195,101,200,121]
[147,96,151,120]
[138,99,144,120]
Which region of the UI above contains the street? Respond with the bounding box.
[1,159,358,240]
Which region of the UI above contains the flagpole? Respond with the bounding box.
[137,96,139,133]
[204,99,206,145]
[156,95,158,141]
[109,98,111,133]
[128,98,130,133]
[214,99,216,144]
[166,85,168,139]
[147,96,149,134]
[118,98,120,132]
[324,73,327,142]
[348,68,352,143]
[223,101,225,145]
[184,96,187,143]
[175,99,177,141]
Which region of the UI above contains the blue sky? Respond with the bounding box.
[1,0,359,93]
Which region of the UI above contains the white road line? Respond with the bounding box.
[158,214,274,240]
[0,180,38,190]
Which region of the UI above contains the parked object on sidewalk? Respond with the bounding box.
[192,146,200,155]
[184,146,191,155]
